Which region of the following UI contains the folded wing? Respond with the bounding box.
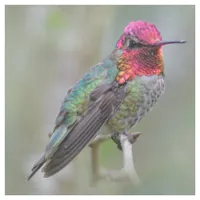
[42,81,126,177]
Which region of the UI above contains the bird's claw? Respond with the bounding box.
[111,132,141,151]
[111,132,122,151]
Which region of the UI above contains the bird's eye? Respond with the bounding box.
[128,40,141,49]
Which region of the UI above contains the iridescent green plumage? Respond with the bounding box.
[47,59,117,153]
[107,75,164,133]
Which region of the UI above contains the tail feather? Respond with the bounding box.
[27,155,46,181]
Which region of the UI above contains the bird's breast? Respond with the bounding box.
[106,75,165,133]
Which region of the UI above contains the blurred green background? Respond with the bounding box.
[5,5,195,195]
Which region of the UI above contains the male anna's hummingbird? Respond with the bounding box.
[28,21,185,180]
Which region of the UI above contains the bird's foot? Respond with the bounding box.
[111,132,122,151]
[111,132,141,151]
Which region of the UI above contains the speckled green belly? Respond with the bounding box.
[106,75,165,133]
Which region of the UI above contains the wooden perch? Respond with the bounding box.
[89,132,141,185]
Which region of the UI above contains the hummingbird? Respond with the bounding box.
[28,21,185,180]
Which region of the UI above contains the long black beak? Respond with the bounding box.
[155,40,186,47]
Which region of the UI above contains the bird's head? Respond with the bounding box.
[115,21,186,84]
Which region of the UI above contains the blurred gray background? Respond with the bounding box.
[5,5,195,195]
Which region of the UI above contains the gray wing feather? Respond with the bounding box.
[43,82,126,177]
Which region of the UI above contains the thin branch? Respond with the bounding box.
[89,134,112,184]
[90,133,141,185]
[89,134,111,147]
[120,133,141,185]
[91,143,100,184]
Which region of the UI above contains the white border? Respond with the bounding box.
[2,0,198,199]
